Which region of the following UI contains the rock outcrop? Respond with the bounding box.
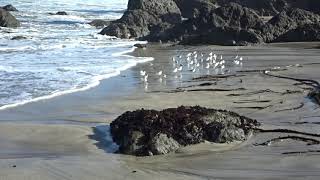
[2,4,18,11]
[273,23,320,42]
[0,8,20,27]
[110,106,260,156]
[99,0,320,45]
[216,0,320,16]
[99,0,181,39]
[263,8,320,42]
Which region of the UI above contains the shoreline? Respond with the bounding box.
[0,42,320,179]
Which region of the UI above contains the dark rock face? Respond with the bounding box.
[158,3,265,45]
[88,19,110,28]
[99,0,181,39]
[0,8,20,27]
[273,23,320,42]
[173,0,218,19]
[110,106,259,156]
[216,0,320,16]
[263,8,320,42]
[2,4,18,11]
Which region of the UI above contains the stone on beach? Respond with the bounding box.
[110,106,260,156]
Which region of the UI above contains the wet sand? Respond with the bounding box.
[0,42,320,179]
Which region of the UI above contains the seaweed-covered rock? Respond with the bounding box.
[0,8,20,27]
[110,106,260,156]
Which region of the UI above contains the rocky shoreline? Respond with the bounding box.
[99,0,320,46]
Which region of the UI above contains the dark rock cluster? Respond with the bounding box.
[99,0,320,46]
[110,106,260,156]
[0,6,20,28]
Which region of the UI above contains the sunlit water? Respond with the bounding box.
[0,0,152,109]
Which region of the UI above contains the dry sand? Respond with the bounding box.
[0,42,320,179]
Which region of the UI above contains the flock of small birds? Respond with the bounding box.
[140,51,244,87]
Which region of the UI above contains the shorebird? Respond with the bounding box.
[173,67,178,73]
[144,74,148,82]
[140,70,146,76]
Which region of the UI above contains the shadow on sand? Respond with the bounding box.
[88,125,119,153]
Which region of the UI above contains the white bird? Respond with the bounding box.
[163,74,167,78]
[140,70,146,76]
[220,55,223,60]
[209,52,213,56]
[213,54,217,60]
[239,57,243,61]
[178,65,183,71]
[192,68,196,73]
[206,63,210,69]
[187,52,192,57]
[173,68,178,73]
[196,63,200,67]
[157,71,163,76]
[172,57,176,62]
[144,74,148,82]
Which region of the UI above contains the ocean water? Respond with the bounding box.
[0,0,152,109]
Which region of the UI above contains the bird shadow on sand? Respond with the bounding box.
[88,125,119,153]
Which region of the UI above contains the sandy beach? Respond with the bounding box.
[0,42,320,179]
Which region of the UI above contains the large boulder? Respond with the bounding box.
[263,8,320,42]
[273,23,320,42]
[0,8,20,27]
[2,4,18,11]
[110,106,260,156]
[155,3,265,45]
[99,0,181,39]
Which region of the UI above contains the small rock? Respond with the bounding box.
[49,11,68,15]
[88,19,110,28]
[11,36,27,40]
[0,8,20,27]
[134,43,147,49]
